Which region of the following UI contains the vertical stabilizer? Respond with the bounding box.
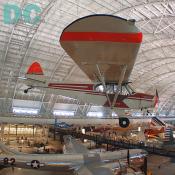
[27,62,44,75]
[26,62,46,84]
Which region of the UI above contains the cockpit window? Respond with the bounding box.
[94,83,135,95]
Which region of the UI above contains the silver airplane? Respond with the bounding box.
[0,136,147,175]
[0,116,151,127]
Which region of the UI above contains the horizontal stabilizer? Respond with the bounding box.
[63,135,89,154]
[0,141,24,155]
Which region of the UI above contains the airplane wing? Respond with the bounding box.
[77,164,114,175]
[63,135,89,154]
[63,136,116,175]
[60,15,142,83]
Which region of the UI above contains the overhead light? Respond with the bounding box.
[132,112,142,117]
[18,76,27,80]
[87,112,103,117]
[53,110,75,116]
[82,128,86,134]
[112,112,117,117]
[13,107,38,115]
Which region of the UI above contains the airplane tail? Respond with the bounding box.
[27,62,44,75]
[0,141,24,155]
[25,62,46,85]
[159,127,165,133]
[63,135,89,154]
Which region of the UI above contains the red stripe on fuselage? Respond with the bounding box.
[104,100,129,108]
[48,83,94,91]
[127,97,153,101]
[60,32,142,43]
[48,86,105,96]
[129,93,154,100]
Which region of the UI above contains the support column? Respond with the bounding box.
[1,124,4,141]
[16,125,18,136]
[33,125,35,137]
[54,126,56,141]
[7,124,10,144]
[106,142,109,151]
[42,125,46,136]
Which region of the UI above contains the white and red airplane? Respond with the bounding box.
[24,62,156,127]
[23,15,157,128]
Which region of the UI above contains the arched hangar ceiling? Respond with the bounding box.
[0,0,175,115]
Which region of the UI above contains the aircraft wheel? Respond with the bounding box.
[119,117,130,128]
[3,157,9,165]
[31,160,40,169]
[24,89,28,94]
[10,158,15,165]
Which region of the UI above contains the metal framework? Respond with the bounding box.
[0,0,175,116]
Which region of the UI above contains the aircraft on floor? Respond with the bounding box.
[23,14,158,128]
[0,136,147,175]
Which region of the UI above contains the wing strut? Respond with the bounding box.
[96,64,112,107]
[111,65,127,108]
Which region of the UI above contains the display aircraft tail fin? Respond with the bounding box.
[27,62,44,75]
[25,62,46,85]
[0,141,24,155]
[63,135,89,154]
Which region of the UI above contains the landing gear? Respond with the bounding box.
[3,157,9,165]
[24,86,33,94]
[24,89,28,93]
[119,117,130,128]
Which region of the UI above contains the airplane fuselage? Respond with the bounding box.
[32,83,155,113]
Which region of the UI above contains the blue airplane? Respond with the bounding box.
[55,122,73,129]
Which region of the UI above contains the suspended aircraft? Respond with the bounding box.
[92,118,167,141]
[92,121,150,133]
[55,121,73,129]
[144,127,164,139]
[0,136,147,175]
[23,14,157,128]
[0,116,151,127]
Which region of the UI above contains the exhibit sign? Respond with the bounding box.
[3,3,42,24]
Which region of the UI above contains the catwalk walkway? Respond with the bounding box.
[53,128,175,158]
